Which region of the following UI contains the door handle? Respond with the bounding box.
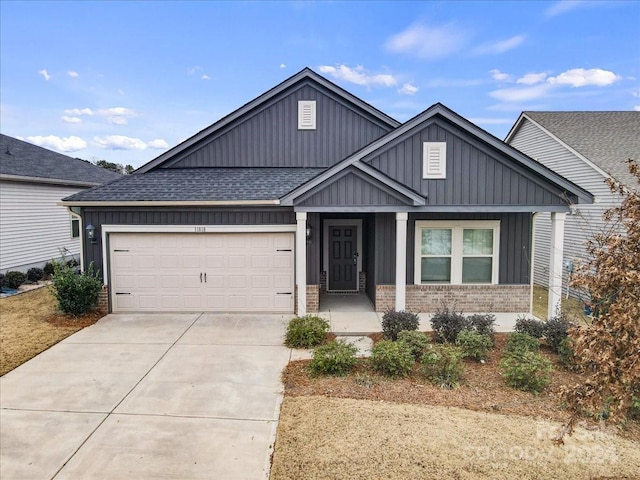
[353,252,359,265]
[200,272,202,283]
[204,272,207,283]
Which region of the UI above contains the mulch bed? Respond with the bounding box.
[46,310,104,328]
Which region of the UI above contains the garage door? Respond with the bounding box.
[109,232,294,312]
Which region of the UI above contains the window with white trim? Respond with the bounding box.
[71,218,80,238]
[298,100,316,130]
[414,220,499,284]
[423,142,446,178]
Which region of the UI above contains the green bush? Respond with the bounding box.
[544,313,574,353]
[420,344,465,388]
[468,313,496,339]
[285,315,330,348]
[430,306,470,343]
[505,333,540,356]
[557,337,579,371]
[381,309,420,340]
[397,330,430,361]
[43,262,55,278]
[370,340,414,377]
[514,316,546,338]
[500,351,553,394]
[0,273,5,289]
[309,340,358,376]
[50,261,103,316]
[455,329,492,361]
[4,271,27,289]
[27,267,44,283]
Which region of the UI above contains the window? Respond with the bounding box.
[71,218,80,238]
[423,142,446,179]
[415,221,499,285]
[298,100,316,130]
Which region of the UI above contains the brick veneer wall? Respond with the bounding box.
[375,284,530,313]
[97,285,109,314]
[294,284,320,314]
[359,272,366,293]
[320,271,327,293]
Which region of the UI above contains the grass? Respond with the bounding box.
[532,285,589,321]
[0,286,101,376]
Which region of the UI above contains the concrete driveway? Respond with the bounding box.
[0,313,292,480]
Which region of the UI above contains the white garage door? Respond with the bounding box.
[109,232,294,313]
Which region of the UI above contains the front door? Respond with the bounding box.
[328,225,358,291]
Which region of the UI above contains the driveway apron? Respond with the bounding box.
[0,313,292,480]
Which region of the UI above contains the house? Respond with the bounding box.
[506,112,640,303]
[0,134,121,273]
[60,68,592,317]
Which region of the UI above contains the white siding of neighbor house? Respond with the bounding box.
[508,119,623,299]
[0,181,83,273]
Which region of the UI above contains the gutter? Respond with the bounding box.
[1,173,100,188]
[58,199,281,207]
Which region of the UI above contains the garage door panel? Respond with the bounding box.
[110,232,294,313]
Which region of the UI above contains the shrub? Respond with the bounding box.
[50,261,103,316]
[0,273,5,289]
[309,340,358,376]
[557,337,579,371]
[284,315,330,348]
[430,306,470,343]
[468,313,496,339]
[500,351,553,394]
[544,312,574,353]
[43,262,55,278]
[381,309,420,340]
[370,340,414,377]
[455,329,493,361]
[397,330,430,361]
[420,344,465,388]
[4,271,27,289]
[514,316,546,338]
[27,267,44,283]
[505,333,540,356]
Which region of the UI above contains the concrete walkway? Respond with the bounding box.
[0,313,292,480]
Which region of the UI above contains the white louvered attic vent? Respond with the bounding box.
[423,142,447,179]
[298,100,316,130]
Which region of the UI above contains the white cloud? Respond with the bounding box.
[547,68,620,87]
[96,107,137,125]
[398,82,419,95]
[38,69,51,81]
[201,74,211,80]
[517,72,548,85]
[545,0,586,17]
[187,66,202,75]
[385,22,466,60]
[64,108,93,116]
[489,83,554,102]
[93,135,147,151]
[60,116,82,124]
[317,65,397,87]
[634,105,640,112]
[280,63,286,69]
[26,135,87,152]
[490,69,512,82]
[474,35,526,55]
[68,71,79,78]
[148,138,169,149]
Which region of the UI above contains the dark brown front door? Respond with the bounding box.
[329,225,358,291]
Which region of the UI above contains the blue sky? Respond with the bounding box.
[1,0,638,168]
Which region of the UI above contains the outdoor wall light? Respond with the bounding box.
[85,224,97,243]
[306,224,312,242]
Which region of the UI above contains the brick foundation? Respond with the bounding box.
[97,285,109,314]
[359,272,366,293]
[320,271,327,293]
[375,284,530,313]
[294,284,320,314]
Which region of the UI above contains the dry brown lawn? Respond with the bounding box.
[532,284,589,321]
[0,286,101,376]
[272,333,640,479]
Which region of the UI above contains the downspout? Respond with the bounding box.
[530,212,538,318]
[67,207,84,272]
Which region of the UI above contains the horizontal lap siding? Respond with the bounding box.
[82,208,295,279]
[366,119,567,206]
[168,83,390,168]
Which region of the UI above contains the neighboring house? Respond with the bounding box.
[506,112,640,301]
[61,68,591,317]
[0,134,121,273]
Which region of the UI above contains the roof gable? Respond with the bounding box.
[136,68,399,173]
[506,111,640,187]
[0,134,122,186]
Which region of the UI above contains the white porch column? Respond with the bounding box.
[296,212,307,316]
[395,212,408,311]
[548,212,566,319]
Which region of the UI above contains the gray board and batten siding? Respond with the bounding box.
[364,117,572,207]
[162,82,393,169]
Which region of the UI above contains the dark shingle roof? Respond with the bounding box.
[524,112,640,186]
[0,134,122,185]
[62,167,326,202]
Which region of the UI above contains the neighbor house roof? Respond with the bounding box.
[61,167,325,205]
[507,112,640,187]
[0,134,122,186]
